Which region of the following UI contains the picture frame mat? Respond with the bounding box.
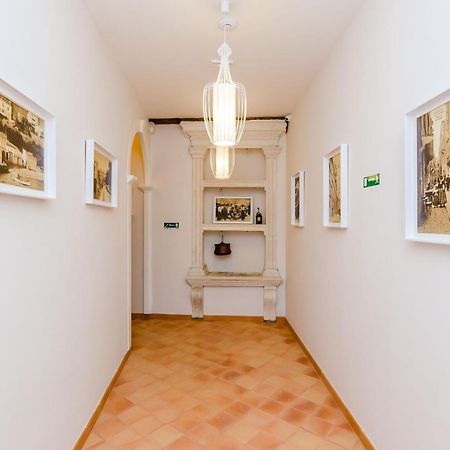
[290,170,305,227]
[323,144,349,228]
[85,139,118,208]
[405,88,450,245]
[0,78,56,199]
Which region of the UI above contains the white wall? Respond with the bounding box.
[286,1,450,449]
[150,125,192,314]
[0,1,143,449]
[151,125,286,316]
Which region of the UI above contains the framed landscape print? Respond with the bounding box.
[214,196,253,223]
[323,144,349,228]
[291,170,305,227]
[0,79,55,199]
[85,139,118,208]
[406,89,450,244]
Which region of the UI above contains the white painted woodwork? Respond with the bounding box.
[202,180,266,189]
[202,224,266,233]
[182,120,285,321]
[141,185,153,313]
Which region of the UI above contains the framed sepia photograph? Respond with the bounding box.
[85,139,118,208]
[214,196,253,223]
[323,144,348,228]
[0,79,56,199]
[291,170,305,227]
[406,89,450,244]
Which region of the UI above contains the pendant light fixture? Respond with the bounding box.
[203,0,246,179]
[210,146,235,180]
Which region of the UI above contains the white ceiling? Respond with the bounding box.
[84,0,363,118]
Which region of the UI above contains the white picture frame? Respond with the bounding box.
[323,144,349,228]
[406,89,450,245]
[213,196,253,223]
[290,170,305,227]
[0,78,56,199]
[85,139,118,208]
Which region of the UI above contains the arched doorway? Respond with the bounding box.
[126,121,153,348]
[130,135,145,314]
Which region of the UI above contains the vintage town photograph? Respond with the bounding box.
[328,151,341,223]
[417,100,450,234]
[93,149,112,203]
[0,92,45,191]
[214,196,253,223]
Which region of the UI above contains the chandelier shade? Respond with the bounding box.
[210,146,235,179]
[203,42,247,148]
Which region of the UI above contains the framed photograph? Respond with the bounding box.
[85,139,118,208]
[406,89,450,244]
[214,196,253,223]
[323,144,349,228]
[291,171,305,227]
[0,79,55,199]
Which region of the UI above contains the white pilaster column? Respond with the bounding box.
[127,175,138,348]
[187,146,207,277]
[141,185,153,314]
[263,147,281,276]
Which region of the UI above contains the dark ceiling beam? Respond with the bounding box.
[148,117,288,125]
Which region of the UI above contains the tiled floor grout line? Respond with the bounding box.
[82,318,365,450]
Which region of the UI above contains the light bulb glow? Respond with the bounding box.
[210,147,235,179]
[213,83,237,147]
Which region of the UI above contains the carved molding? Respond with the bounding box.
[191,287,204,319]
[186,272,282,289]
[263,286,277,322]
[262,147,282,159]
[189,146,208,158]
[183,119,285,320]
[181,120,286,148]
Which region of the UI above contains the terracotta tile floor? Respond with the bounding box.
[82,318,365,450]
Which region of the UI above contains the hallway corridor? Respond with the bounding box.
[82,318,363,450]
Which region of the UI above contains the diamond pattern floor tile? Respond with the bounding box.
[82,318,365,449]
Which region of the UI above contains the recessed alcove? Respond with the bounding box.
[204,231,265,273]
[203,147,266,182]
[182,120,286,321]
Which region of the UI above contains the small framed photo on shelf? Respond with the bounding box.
[323,144,349,228]
[214,196,253,223]
[406,89,450,244]
[290,170,305,227]
[0,78,56,199]
[85,139,118,208]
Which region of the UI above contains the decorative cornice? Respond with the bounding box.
[180,120,286,148]
[262,147,282,159]
[189,146,208,158]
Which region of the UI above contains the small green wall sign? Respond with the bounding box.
[363,173,380,188]
[164,222,180,229]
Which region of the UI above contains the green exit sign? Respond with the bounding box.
[164,222,180,229]
[363,173,380,188]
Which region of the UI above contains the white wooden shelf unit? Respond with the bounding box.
[181,120,286,322]
[202,180,266,189]
[202,224,266,233]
